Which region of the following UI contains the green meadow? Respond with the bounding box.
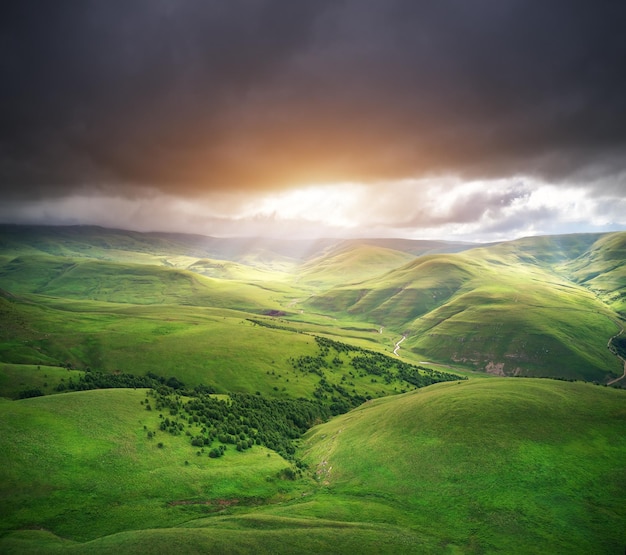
[0,225,625,553]
[300,378,626,553]
[0,389,299,541]
[1,379,624,554]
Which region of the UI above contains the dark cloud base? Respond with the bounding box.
[1,1,626,202]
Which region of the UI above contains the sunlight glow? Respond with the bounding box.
[250,183,363,228]
[2,177,624,241]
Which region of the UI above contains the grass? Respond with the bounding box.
[300,378,626,553]
[406,279,621,380]
[0,363,83,398]
[1,226,626,553]
[560,232,626,314]
[2,228,625,384]
[297,244,415,287]
[305,243,624,381]
[0,294,418,400]
[0,255,284,310]
[0,389,299,543]
[2,378,623,553]
[0,521,428,554]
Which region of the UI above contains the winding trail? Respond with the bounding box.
[607,362,626,385]
[607,325,626,385]
[393,335,406,356]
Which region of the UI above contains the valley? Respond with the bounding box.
[0,225,625,553]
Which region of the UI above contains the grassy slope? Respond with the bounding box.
[0,389,297,543]
[306,236,624,381]
[2,229,625,383]
[0,255,285,309]
[1,521,427,555]
[1,227,626,553]
[0,293,415,401]
[1,378,624,554]
[304,254,473,327]
[300,378,626,554]
[297,244,415,287]
[560,232,626,314]
[186,257,291,281]
[0,293,311,395]
[0,363,83,399]
[405,250,621,380]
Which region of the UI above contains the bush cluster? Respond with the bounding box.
[150,389,329,462]
[292,336,465,389]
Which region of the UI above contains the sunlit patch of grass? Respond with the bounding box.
[0,389,297,542]
[300,378,626,554]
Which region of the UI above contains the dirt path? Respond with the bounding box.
[607,325,623,349]
[607,362,626,385]
[607,325,626,385]
[393,335,406,356]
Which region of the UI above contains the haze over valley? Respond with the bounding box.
[0,225,625,553]
[2,2,626,553]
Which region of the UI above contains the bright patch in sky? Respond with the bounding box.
[1,177,624,241]
[251,183,361,228]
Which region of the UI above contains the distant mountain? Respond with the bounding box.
[559,232,626,314]
[296,244,416,287]
[306,232,626,381]
[0,224,480,271]
[0,225,624,383]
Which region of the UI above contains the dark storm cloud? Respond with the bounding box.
[2,0,626,200]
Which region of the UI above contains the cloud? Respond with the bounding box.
[1,0,626,205]
[2,178,624,242]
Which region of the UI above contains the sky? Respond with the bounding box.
[1,1,626,242]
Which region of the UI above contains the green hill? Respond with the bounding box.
[2,227,625,383]
[1,225,626,553]
[306,234,625,381]
[300,378,626,553]
[0,224,332,273]
[1,379,624,554]
[559,232,626,314]
[0,254,282,309]
[0,389,297,543]
[473,232,604,266]
[337,237,481,255]
[0,293,318,397]
[297,244,416,287]
[187,257,291,281]
[1,291,457,401]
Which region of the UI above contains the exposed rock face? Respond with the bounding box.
[485,361,506,376]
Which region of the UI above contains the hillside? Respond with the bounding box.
[0,224,477,273]
[296,243,416,287]
[300,378,626,553]
[0,379,624,554]
[1,226,625,384]
[1,225,625,553]
[559,232,626,314]
[306,233,626,381]
[0,254,286,308]
[0,389,296,543]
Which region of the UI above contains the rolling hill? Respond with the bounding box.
[1,225,625,553]
[0,378,623,553]
[300,378,626,553]
[1,226,625,384]
[296,243,416,287]
[306,232,626,382]
[0,224,477,272]
[559,231,626,314]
